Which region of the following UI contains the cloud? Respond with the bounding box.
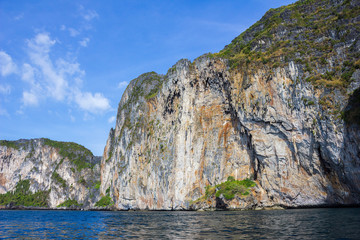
[68,28,80,37]
[60,25,66,31]
[75,91,110,114]
[21,64,42,106]
[27,32,56,53]
[79,38,90,47]
[26,33,68,101]
[108,116,116,123]
[21,63,37,84]
[117,81,129,89]
[0,84,11,95]
[56,58,84,77]
[0,51,17,76]
[19,32,111,114]
[79,5,98,23]
[82,9,98,21]
[22,91,39,106]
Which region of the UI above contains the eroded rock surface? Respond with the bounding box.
[101,0,360,210]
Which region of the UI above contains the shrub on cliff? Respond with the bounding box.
[95,195,113,207]
[0,180,49,207]
[215,177,256,200]
[192,177,256,204]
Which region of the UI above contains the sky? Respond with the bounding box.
[0,0,295,156]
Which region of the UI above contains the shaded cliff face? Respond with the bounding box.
[0,139,101,208]
[102,0,360,210]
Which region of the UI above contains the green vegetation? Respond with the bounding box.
[192,176,256,203]
[167,65,177,74]
[144,72,163,100]
[116,72,165,150]
[52,171,67,188]
[215,176,256,200]
[145,88,159,100]
[212,0,359,91]
[94,181,101,189]
[0,180,49,207]
[95,195,113,207]
[302,97,315,106]
[57,199,83,208]
[106,150,113,162]
[42,138,94,171]
[78,177,86,185]
[341,60,359,84]
[25,148,35,161]
[0,140,20,150]
[120,71,163,111]
[95,186,113,207]
[106,129,115,162]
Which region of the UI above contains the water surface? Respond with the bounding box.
[0,208,359,239]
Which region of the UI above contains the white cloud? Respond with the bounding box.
[27,33,54,56]
[82,9,98,21]
[0,84,11,95]
[117,81,128,89]
[21,63,42,106]
[108,116,116,123]
[60,25,66,31]
[68,28,80,37]
[56,58,85,77]
[19,32,111,115]
[27,32,56,54]
[22,91,39,106]
[75,91,110,114]
[21,63,36,83]
[26,33,69,101]
[79,38,90,47]
[0,51,17,76]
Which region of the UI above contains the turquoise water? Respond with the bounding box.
[0,208,359,239]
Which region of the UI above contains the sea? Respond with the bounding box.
[0,208,359,239]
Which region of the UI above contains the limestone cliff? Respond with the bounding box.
[0,139,101,209]
[101,0,360,210]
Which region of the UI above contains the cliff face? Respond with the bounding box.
[0,139,101,209]
[101,0,360,210]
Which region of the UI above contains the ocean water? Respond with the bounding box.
[0,208,359,239]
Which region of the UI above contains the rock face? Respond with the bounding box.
[101,0,360,210]
[0,139,101,209]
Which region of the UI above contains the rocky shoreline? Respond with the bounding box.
[0,205,114,211]
[2,203,359,212]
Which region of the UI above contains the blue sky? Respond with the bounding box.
[0,0,294,156]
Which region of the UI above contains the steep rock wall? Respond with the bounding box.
[102,0,360,210]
